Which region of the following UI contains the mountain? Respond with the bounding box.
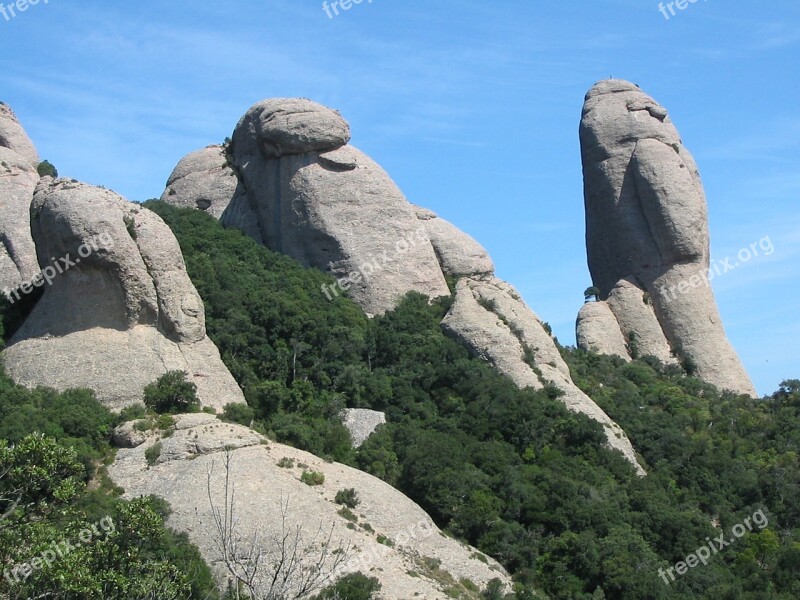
[1,83,795,600]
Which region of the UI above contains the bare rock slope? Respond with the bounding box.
[1,176,244,412]
[576,80,756,396]
[162,98,645,474]
[109,415,511,599]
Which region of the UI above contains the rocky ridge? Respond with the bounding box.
[0,103,40,292]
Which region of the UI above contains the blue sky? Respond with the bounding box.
[1,0,797,395]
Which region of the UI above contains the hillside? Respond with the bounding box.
[0,83,797,599]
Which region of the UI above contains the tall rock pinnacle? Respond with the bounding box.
[576,80,756,397]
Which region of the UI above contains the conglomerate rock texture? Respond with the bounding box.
[1,175,244,412]
[575,79,756,397]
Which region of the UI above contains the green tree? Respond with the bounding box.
[36,159,58,178]
[583,286,602,302]
[143,370,199,414]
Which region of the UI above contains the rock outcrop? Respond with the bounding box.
[109,415,511,599]
[576,80,756,396]
[160,145,239,219]
[340,408,386,448]
[1,176,245,412]
[443,277,645,474]
[218,98,451,316]
[163,98,646,473]
[0,103,40,292]
[413,205,495,277]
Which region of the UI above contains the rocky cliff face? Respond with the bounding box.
[0,112,244,411]
[162,97,645,474]
[224,98,452,316]
[575,80,756,397]
[109,414,511,599]
[0,104,40,292]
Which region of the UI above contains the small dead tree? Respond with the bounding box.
[204,451,351,600]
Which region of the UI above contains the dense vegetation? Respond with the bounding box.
[0,365,219,599]
[143,202,799,599]
[1,201,796,598]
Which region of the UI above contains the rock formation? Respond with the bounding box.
[576,80,756,397]
[0,103,40,292]
[162,98,646,474]
[340,408,386,448]
[219,98,452,316]
[442,277,644,473]
[160,145,239,219]
[109,414,511,598]
[1,175,245,412]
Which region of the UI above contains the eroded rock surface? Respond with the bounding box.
[1,178,244,411]
[160,145,238,218]
[0,104,39,292]
[109,416,511,598]
[224,100,451,315]
[577,80,756,396]
[576,301,630,361]
[340,408,386,448]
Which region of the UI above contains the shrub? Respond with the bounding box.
[123,215,137,240]
[221,403,255,426]
[118,403,147,423]
[155,414,175,430]
[277,457,295,468]
[315,572,381,600]
[337,507,358,522]
[37,160,58,178]
[482,578,506,600]
[461,578,479,592]
[300,470,325,486]
[335,487,360,509]
[145,442,162,466]
[143,371,199,414]
[583,286,601,302]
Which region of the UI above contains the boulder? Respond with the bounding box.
[222,100,451,315]
[577,80,756,396]
[160,145,239,218]
[576,301,630,361]
[414,205,494,276]
[109,416,511,598]
[111,420,150,448]
[607,278,676,364]
[1,178,245,412]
